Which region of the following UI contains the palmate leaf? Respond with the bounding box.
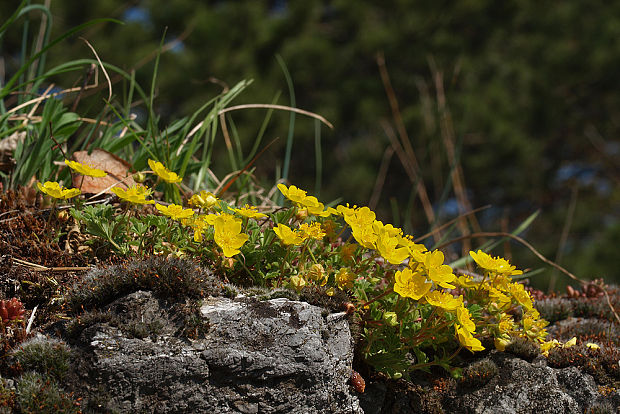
[70,205,129,254]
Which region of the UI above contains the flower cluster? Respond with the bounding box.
[62,160,553,379]
[463,250,550,352]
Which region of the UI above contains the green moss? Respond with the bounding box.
[458,358,499,389]
[11,336,70,381]
[535,298,574,323]
[65,311,113,339]
[505,337,541,361]
[65,257,234,314]
[15,372,78,414]
[0,376,15,412]
[547,345,620,387]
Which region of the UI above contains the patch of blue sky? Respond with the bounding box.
[123,6,151,28]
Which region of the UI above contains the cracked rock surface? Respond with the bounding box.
[65,291,362,414]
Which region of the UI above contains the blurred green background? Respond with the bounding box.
[2,0,618,289]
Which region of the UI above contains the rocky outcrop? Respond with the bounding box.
[359,350,619,414]
[4,257,617,413]
[64,290,362,414]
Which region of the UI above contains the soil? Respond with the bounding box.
[0,188,123,355]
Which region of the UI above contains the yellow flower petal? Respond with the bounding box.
[148,159,183,183]
[64,159,107,177]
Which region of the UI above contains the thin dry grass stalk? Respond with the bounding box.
[429,59,478,256]
[376,52,437,238]
[436,231,620,324]
[218,104,334,129]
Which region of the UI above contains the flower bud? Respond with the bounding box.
[134,172,147,183]
[383,311,399,326]
[289,275,307,291]
[56,210,70,222]
[295,208,309,221]
[494,336,511,351]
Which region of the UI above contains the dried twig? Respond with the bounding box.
[435,231,584,285]
[12,258,90,272]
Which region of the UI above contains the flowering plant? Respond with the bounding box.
[66,158,555,378]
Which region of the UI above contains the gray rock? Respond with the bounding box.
[361,350,619,414]
[66,291,362,414]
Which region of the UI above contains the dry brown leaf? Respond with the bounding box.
[72,149,136,194]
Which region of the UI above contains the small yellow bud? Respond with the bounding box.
[289,275,307,291]
[56,210,70,222]
[134,172,147,183]
[295,208,309,221]
[494,336,511,352]
[383,311,398,327]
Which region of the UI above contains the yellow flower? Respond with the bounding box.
[376,230,409,265]
[64,159,107,177]
[506,282,534,311]
[586,342,600,350]
[498,312,515,335]
[213,214,249,257]
[425,290,462,311]
[345,206,376,228]
[298,195,331,217]
[488,287,512,308]
[423,250,457,289]
[233,204,267,219]
[277,183,307,204]
[37,181,81,200]
[563,337,577,348]
[469,250,523,276]
[455,275,477,288]
[494,336,512,351]
[188,190,219,210]
[182,215,210,242]
[202,213,219,225]
[404,239,428,262]
[456,325,485,352]
[155,203,195,220]
[372,221,402,238]
[393,268,432,300]
[521,309,549,342]
[299,222,326,240]
[456,304,476,334]
[148,159,183,183]
[541,339,561,357]
[351,223,377,249]
[111,185,155,204]
[335,204,357,218]
[273,223,304,246]
[336,267,356,289]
